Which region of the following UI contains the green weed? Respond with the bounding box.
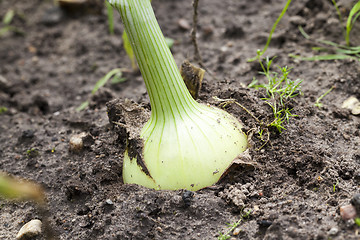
[249,54,302,133]
[355,217,360,227]
[290,1,360,61]
[217,210,251,240]
[26,148,39,158]
[0,106,8,114]
[248,0,292,62]
[314,86,334,109]
[0,9,24,37]
[332,180,339,192]
[77,68,126,111]
[345,1,360,46]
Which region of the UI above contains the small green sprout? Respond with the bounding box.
[355,217,360,227]
[332,179,339,192]
[314,86,334,109]
[77,68,126,111]
[0,106,8,114]
[0,9,24,37]
[218,210,251,240]
[249,55,302,133]
[26,148,39,158]
[345,1,360,46]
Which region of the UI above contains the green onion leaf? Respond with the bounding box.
[3,9,14,25]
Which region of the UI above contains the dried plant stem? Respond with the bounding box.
[191,0,202,64]
[191,0,218,80]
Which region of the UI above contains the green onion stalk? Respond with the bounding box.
[109,0,247,191]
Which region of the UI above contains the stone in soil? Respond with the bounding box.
[16,219,42,240]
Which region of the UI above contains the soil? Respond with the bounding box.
[0,0,359,239]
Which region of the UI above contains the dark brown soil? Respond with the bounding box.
[1,0,359,239]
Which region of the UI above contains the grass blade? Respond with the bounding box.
[346,1,360,46]
[76,101,89,112]
[3,9,14,25]
[106,1,115,35]
[289,53,359,61]
[92,68,123,94]
[248,0,292,62]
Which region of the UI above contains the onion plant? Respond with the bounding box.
[109,0,247,190]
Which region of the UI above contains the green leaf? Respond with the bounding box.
[0,106,8,114]
[110,74,126,84]
[0,26,11,36]
[76,68,125,111]
[106,1,115,35]
[346,1,360,45]
[76,101,89,112]
[122,31,137,70]
[289,53,359,61]
[165,37,174,48]
[355,217,360,227]
[335,48,360,55]
[0,25,24,37]
[3,9,14,25]
[91,68,123,94]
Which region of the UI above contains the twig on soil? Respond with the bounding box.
[191,0,218,80]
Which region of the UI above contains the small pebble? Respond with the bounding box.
[41,7,63,26]
[105,199,113,205]
[342,96,360,115]
[69,132,87,152]
[328,227,338,236]
[233,227,241,235]
[340,204,357,220]
[220,45,228,52]
[16,219,42,240]
[177,18,191,30]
